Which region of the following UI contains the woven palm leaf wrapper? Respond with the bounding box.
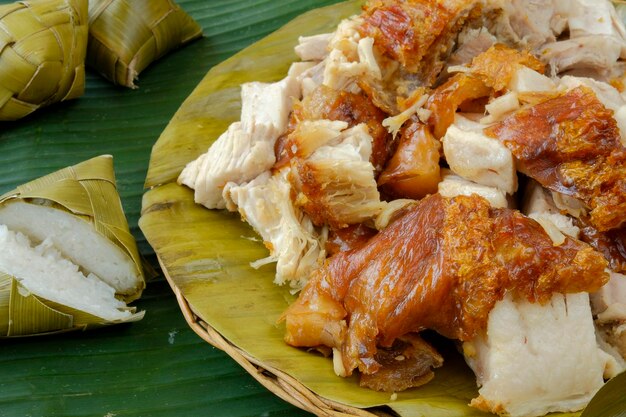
[141,1,626,416]
[87,0,202,88]
[0,155,146,337]
[0,0,88,121]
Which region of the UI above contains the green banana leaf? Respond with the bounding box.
[140,1,624,417]
[581,371,626,417]
[0,0,345,416]
[0,0,623,415]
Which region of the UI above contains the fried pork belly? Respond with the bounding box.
[325,224,377,256]
[596,324,626,379]
[530,191,625,311]
[179,76,299,209]
[427,72,492,138]
[289,123,386,229]
[558,76,626,145]
[295,33,333,62]
[305,10,407,114]
[223,170,327,288]
[540,37,624,77]
[522,179,559,215]
[465,292,607,417]
[577,219,626,274]
[438,169,508,208]
[373,198,417,230]
[486,0,557,49]
[559,76,625,112]
[336,0,626,117]
[469,43,546,91]
[283,194,608,388]
[561,0,626,43]
[380,88,430,138]
[355,0,482,113]
[522,180,626,375]
[377,119,441,199]
[592,270,626,378]
[280,119,351,164]
[275,85,391,172]
[358,0,478,75]
[442,116,517,194]
[522,179,580,240]
[485,86,626,232]
[592,271,626,371]
[288,62,317,79]
[540,0,626,76]
[549,190,588,218]
[481,91,520,123]
[359,333,443,391]
[318,16,382,94]
[447,27,497,67]
[294,60,326,98]
[507,66,555,94]
[592,270,626,326]
[427,44,545,138]
[484,0,626,76]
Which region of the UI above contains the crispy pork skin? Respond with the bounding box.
[283,194,608,389]
[485,86,626,232]
[274,85,391,172]
[427,44,544,138]
[378,120,441,199]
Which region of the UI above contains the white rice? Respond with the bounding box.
[0,224,132,321]
[0,201,140,295]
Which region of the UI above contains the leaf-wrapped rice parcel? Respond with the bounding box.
[0,0,88,121]
[0,155,146,337]
[87,0,203,88]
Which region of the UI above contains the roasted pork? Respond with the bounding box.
[283,193,608,390]
[485,86,626,232]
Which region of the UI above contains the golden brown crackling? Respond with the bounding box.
[358,0,455,73]
[576,218,626,273]
[378,120,441,199]
[427,44,545,139]
[274,86,391,172]
[283,194,608,380]
[485,86,626,232]
[326,224,378,256]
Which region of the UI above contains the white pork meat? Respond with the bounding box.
[178,75,299,209]
[442,116,517,194]
[223,169,327,289]
[464,292,608,417]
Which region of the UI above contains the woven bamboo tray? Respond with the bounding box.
[160,259,393,417]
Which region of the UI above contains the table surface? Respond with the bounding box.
[0,1,342,416]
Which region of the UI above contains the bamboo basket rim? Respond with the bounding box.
[157,256,395,417]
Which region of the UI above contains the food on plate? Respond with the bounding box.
[274,85,391,173]
[377,118,441,199]
[179,76,299,210]
[427,45,545,139]
[0,0,88,121]
[282,193,607,384]
[484,86,626,232]
[464,292,607,417]
[523,179,626,379]
[0,155,145,337]
[577,217,626,273]
[87,0,202,88]
[178,0,626,415]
